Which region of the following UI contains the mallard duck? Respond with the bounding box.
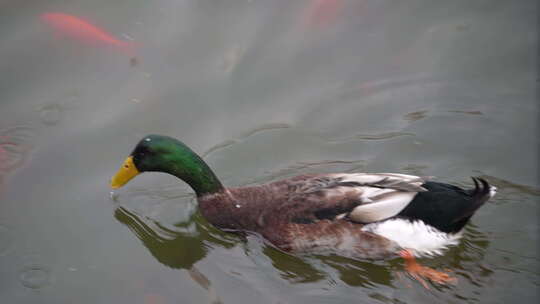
[111,135,496,288]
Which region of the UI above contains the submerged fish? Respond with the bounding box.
[40,12,138,62]
[304,0,344,27]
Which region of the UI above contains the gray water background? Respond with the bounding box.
[0,0,538,303]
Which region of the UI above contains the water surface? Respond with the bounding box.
[0,0,538,303]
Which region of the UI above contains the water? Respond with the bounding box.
[0,0,538,303]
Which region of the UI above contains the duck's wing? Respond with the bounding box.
[283,173,432,224]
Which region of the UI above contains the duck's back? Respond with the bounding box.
[198,173,494,258]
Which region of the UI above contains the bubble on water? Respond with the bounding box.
[110,191,120,202]
[0,223,14,256]
[38,104,62,125]
[19,264,53,289]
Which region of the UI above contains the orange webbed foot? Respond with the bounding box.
[399,249,457,289]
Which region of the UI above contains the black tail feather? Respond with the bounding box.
[452,177,493,224]
[471,177,493,203]
[397,177,495,233]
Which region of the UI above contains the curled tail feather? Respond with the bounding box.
[471,177,496,202]
[452,177,495,224]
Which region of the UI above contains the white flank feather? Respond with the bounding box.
[361,219,462,257]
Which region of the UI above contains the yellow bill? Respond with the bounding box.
[111,156,140,189]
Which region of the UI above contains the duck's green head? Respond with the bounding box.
[111,135,224,196]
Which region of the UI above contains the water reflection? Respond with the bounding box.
[447,225,490,285]
[114,207,231,303]
[260,245,326,284]
[0,222,14,257]
[260,243,395,288]
[0,124,34,176]
[258,222,493,291]
[318,255,394,288]
[188,266,223,304]
[114,206,235,270]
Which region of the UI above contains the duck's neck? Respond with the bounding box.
[153,142,224,197]
[177,155,224,197]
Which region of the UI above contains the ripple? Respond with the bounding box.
[37,104,62,125]
[400,163,430,176]
[448,110,483,116]
[473,173,540,197]
[112,185,196,223]
[329,132,415,143]
[202,139,237,158]
[19,255,53,289]
[19,263,53,289]
[404,110,429,122]
[354,73,440,97]
[202,123,292,158]
[239,123,292,138]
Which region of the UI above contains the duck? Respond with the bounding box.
[110,134,496,288]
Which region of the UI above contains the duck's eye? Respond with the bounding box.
[124,164,129,169]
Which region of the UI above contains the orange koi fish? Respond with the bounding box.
[40,12,137,58]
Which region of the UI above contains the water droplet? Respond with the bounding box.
[38,104,62,125]
[110,191,119,202]
[19,264,52,289]
[0,223,14,256]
